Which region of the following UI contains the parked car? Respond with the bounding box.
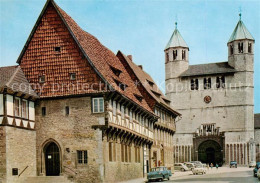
[249,161,256,168]
[190,161,203,167]
[192,165,206,175]
[257,168,260,180]
[230,161,237,168]
[174,163,189,172]
[184,162,196,171]
[147,167,172,182]
[253,162,260,177]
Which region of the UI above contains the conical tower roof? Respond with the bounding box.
[165,23,189,50]
[228,18,254,43]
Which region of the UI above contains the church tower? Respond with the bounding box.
[165,22,189,82]
[228,13,255,71]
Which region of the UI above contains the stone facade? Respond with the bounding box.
[165,19,256,165]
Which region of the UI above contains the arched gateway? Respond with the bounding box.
[198,140,223,165]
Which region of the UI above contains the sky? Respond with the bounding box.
[0,0,260,112]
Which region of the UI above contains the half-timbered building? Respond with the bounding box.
[0,0,180,183]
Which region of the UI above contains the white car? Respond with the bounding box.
[249,161,256,168]
[192,165,206,175]
[257,168,260,180]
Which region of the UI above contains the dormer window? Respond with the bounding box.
[248,43,252,53]
[54,46,61,52]
[110,66,122,77]
[230,45,234,55]
[173,50,177,60]
[182,50,186,60]
[134,94,143,102]
[146,79,154,87]
[114,79,128,91]
[39,75,45,83]
[70,73,76,80]
[238,42,243,53]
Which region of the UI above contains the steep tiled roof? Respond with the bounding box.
[180,62,236,77]
[0,66,38,97]
[17,0,152,112]
[117,51,180,116]
[255,113,260,129]
[228,20,254,43]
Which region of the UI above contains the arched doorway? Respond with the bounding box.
[45,142,60,176]
[198,140,223,165]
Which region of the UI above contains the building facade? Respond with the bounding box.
[0,66,38,183]
[165,18,256,165]
[0,0,179,183]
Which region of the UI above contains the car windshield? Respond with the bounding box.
[231,161,237,163]
[152,167,164,172]
[196,165,203,168]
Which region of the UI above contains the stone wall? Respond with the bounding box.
[35,96,104,183]
[5,126,36,183]
[0,127,6,183]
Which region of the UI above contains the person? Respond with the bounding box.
[210,163,213,169]
[216,163,219,170]
[207,163,209,170]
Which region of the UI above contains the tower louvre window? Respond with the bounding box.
[54,46,61,52]
[230,45,234,55]
[216,76,225,89]
[166,53,169,63]
[238,42,243,53]
[182,50,186,60]
[204,78,211,89]
[248,43,252,53]
[173,50,177,60]
[191,79,199,90]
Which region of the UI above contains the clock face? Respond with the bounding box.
[204,96,212,104]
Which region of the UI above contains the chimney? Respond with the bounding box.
[127,55,132,61]
[138,65,143,70]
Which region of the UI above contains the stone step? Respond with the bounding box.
[23,176,73,183]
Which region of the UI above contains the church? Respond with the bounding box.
[165,14,258,165]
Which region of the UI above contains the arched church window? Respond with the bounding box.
[238,42,243,53]
[182,50,186,60]
[248,43,252,53]
[173,50,177,60]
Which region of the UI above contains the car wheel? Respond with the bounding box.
[181,168,185,172]
[167,177,170,180]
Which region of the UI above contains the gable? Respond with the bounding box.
[19,3,104,97]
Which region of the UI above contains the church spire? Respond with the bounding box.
[228,14,254,43]
[165,22,189,50]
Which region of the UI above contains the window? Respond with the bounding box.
[70,73,76,80]
[191,79,199,90]
[165,53,169,63]
[54,46,61,52]
[173,50,177,60]
[77,150,88,164]
[110,66,122,77]
[65,106,69,115]
[22,100,27,118]
[130,110,133,122]
[216,76,225,88]
[248,43,252,53]
[42,107,46,116]
[204,78,211,89]
[134,94,143,102]
[135,146,140,163]
[14,98,20,116]
[238,42,243,53]
[121,143,125,162]
[92,98,104,113]
[39,75,45,83]
[182,50,186,60]
[12,168,18,176]
[230,45,234,55]
[109,142,113,161]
